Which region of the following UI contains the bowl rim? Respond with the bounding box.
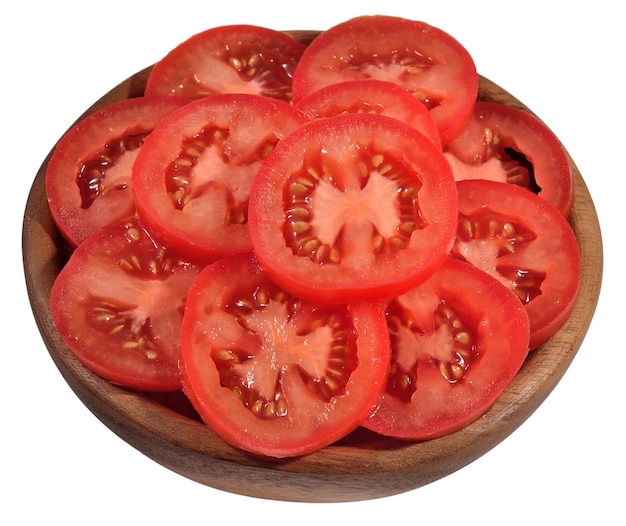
[21,30,604,503]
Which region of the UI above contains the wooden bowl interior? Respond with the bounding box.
[22,30,603,503]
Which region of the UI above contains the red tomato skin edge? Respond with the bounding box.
[180,253,391,458]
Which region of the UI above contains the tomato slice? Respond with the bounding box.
[50,219,202,391]
[247,113,458,304]
[362,258,530,441]
[46,96,189,247]
[443,101,575,216]
[180,252,391,458]
[132,93,308,264]
[292,15,478,145]
[452,180,581,349]
[294,79,442,149]
[144,24,307,103]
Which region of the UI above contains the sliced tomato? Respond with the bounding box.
[295,79,442,149]
[362,258,530,441]
[46,96,189,247]
[292,15,478,145]
[443,101,574,216]
[132,93,308,264]
[144,24,307,103]
[50,219,202,391]
[452,179,581,349]
[247,113,458,304]
[180,252,391,458]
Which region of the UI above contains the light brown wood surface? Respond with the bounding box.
[22,30,603,503]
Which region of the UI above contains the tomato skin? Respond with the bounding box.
[444,101,574,216]
[362,258,530,441]
[294,79,442,149]
[453,179,581,349]
[248,113,458,304]
[180,252,391,458]
[50,219,202,391]
[46,96,189,247]
[131,93,308,264]
[145,24,307,103]
[292,15,478,145]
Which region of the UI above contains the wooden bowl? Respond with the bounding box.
[22,30,603,503]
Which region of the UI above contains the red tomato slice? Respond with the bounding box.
[292,15,478,145]
[180,252,391,458]
[145,24,307,103]
[50,219,202,391]
[362,258,530,441]
[132,93,308,264]
[452,180,581,349]
[444,101,575,216]
[46,96,189,247]
[247,113,458,304]
[295,79,442,149]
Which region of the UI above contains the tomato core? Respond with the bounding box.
[77,131,148,209]
[283,147,426,265]
[454,207,546,304]
[213,281,359,420]
[385,297,477,403]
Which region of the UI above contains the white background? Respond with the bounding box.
[3,2,622,524]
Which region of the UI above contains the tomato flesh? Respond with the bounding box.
[132,93,308,264]
[145,24,307,103]
[248,113,458,304]
[292,15,478,145]
[362,258,530,440]
[180,253,391,458]
[46,96,189,247]
[50,220,202,391]
[452,180,581,349]
[444,101,574,216]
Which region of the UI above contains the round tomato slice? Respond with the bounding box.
[46,96,189,247]
[144,24,307,103]
[180,252,391,458]
[443,101,574,216]
[294,79,442,149]
[248,113,458,304]
[362,258,530,441]
[132,93,308,264]
[452,179,581,349]
[50,219,202,391]
[292,15,478,145]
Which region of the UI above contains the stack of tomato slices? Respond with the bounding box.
[46,15,581,459]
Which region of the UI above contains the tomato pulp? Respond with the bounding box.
[362,258,530,440]
[292,15,478,145]
[50,219,202,391]
[145,24,307,103]
[46,96,189,247]
[444,101,574,216]
[248,112,458,304]
[295,79,442,149]
[180,253,391,458]
[452,179,581,349]
[132,93,308,264]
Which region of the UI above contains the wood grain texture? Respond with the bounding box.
[21,30,603,503]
